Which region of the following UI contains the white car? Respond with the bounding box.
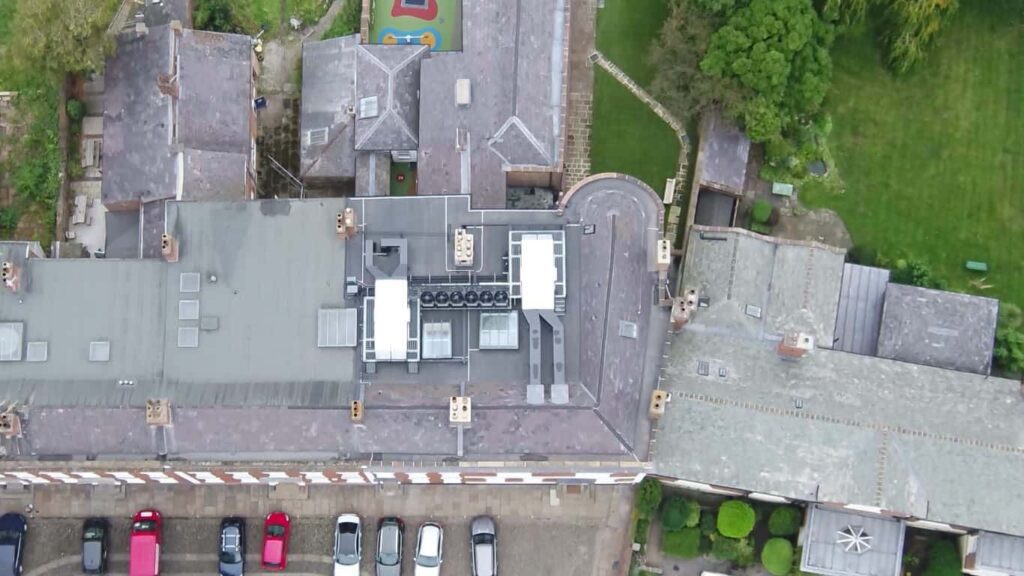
[414,522,444,576]
[333,514,362,576]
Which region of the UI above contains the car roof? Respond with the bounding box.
[419,524,441,551]
[263,539,284,563]
[0,515,25,531]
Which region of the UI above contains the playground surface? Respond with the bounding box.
[370,0,463,51]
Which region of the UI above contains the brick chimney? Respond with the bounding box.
[777,331,815,360]
[670,288,699,332]
[161,233,179,262]
[1,261,19,293]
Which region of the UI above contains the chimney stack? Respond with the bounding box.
[170,20,183,35]
[1,261,19,293]
[777,331,815,360]
[336,208,357,239]
[670,288,699,332]
[161,233,179,262]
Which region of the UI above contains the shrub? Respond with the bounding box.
[323,0,362,39]
[0,207,19,236]
[752,200,774,224]
[634,518,650,546]
[890,258,945,289]
[699,509,717,535]
[662,497,701,531]
[923,540,961,576]
[762,538,795,576]
[996,304,1024,375]
[663,527,702,559]
[634,477,662,519]
[846,245,878,266]
[711,535,741,561]
[768,507,802,537]
[66,98,85,122]
[717,500,756,538]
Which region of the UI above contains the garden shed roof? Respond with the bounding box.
[801,505,905,576]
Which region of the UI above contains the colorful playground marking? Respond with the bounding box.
[371,0,462,51]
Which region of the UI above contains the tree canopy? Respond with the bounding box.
[3,0,119,79]
[699,0,834,143]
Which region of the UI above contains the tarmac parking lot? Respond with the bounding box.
[10,484,632,576]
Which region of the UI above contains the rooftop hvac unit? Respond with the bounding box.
[449,396,472,425]
[434,291,450,306]
[449,291,465,306]
[494,290,509,306]
[464,290,479,306]
[420,291,435,307]
[479,291,494,306]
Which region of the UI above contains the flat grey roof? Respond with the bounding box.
[698,111,750,195]
[104,209,142,259]
[972,532,1024,575]
[417,0,567,207]
[801,505,905,576]
[355,44,426,151]
[877,283,998,374]
[300,34,359,181]
[834,264,889,355]
[0,176,664,462]
[680,226,846,346]
[657,327,1024,536]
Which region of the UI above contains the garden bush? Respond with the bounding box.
[752,200,774,224]
[634,518,650,546]
[65,98,85,122]
[323,0,361,40]
[661,497,701,531]
[699,509,717,535]
[923,540,961,576]
[717,500,756,538]
[846,245,878,266]
[762,538,795,576]
[662,527,702,559]
[768,506,803,536]
[634,477,662,519]
[711,535,741,561]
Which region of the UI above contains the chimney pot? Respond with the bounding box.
[1,261,20,293]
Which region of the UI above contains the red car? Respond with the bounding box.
[261,512,291,571]
[129,509,162,576]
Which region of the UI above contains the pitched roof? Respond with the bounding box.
[299,34,360,181]
[834,264,890,356]
[354,44,426,151]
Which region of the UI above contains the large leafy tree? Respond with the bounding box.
[825,0,959,72]
[4,0,119,78]
[699,0,834,143]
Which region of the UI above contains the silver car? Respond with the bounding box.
[375,517,403,576]
[470,516,497,576]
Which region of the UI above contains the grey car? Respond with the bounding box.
[470,516,496,576]
[375,517,404,576]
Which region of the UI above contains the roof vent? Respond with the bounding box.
[145,399,171,426]
[177,327,199,348]
[305,128,329,146]
[455,79,471,106]
[358,97,379,119]
[25,341,48,363]
[837,525,872,554]
[89,340,111,362]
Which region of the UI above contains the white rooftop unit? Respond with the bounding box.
[374,278,410,361]
[519,234,557,310]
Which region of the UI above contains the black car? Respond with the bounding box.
[0,513,26,576]
[218,518,246,576]
[81,518,109,574]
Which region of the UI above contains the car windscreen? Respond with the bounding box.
[335,524,359,564]
[473,533,494,545]
[133,520,157,532]
[0,531,19,544]
[83,541,103,569]
[378,526,400,566]
[267,525,286,537]
[83,526,104,541]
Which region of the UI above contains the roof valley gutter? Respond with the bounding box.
[549,0,566,161]
[511,0,523,115]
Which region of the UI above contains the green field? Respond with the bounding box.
[803,1,1024,306]
[590,67,679,193]
[595,0,668,87]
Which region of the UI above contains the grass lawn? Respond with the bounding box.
[802,0,1024,307]
[590,67,679,193]
[595,0,668,87]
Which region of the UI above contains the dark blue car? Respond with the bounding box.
[0,513,27,576]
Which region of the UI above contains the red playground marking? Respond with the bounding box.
[391,0,439,20]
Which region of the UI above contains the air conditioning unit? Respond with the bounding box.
[454,228,474,266]
[449,396,471,425]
